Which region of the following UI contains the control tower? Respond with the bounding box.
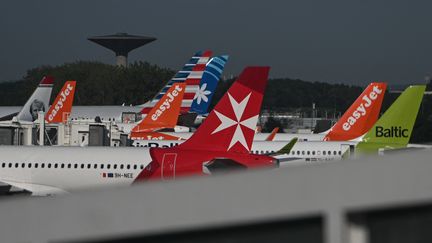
[88,33,156,67]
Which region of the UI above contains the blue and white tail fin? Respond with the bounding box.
[189,55,229,115]
[140,50,212,115]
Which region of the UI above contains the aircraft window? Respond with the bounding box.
[127,164,130,169]
[74,164,78,169]
[101,164,104,169]
[1,163,5,168]
[302,151,305,155]
[307,151,310,155]
[35,163,38,168]
[120,164,124,169]
[94,164,97,169]
[114,164,117,169]
[323,151,326,155]
[328,151,331,155]
[81,164,84,169]
[312,151,316,155]
[47,163,51,169]
[107,164,111,169]
[15,163,19,168]
[68,164,71,169]
[54,164,58,169]
[8,163,12,168]
[61,164,65,169]
[333,151,337,155]
[338,151,342,155]
[87,164,91,169]
[21,163,25,168]
[133,165,137,170]
[297,151,300,155]
[29,163,32,168]
[140,164,144,170]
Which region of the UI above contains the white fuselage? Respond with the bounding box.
[0,146,153,195]
[0,105,143,122]
[142,132,327,142]
[133,140,356,163]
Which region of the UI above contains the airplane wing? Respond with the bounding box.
[0,179,67,196]
[203,159,247,175]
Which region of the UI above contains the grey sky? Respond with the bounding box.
[1,0,431,85]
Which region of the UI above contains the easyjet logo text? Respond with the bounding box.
[375,126,409,138]
[342,85,383,131]
[47,83,74,122]
[151,85,183,121]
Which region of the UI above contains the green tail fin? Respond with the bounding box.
[277,137,298,155]
[356,85,425,152]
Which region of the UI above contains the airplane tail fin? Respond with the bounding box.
[357,85,426,151]
[265,127,279,141]
[17,76,54,122]
[324,82,387,141]
[178,67,270,153]
[140,50,212,115]
[45,81,76,123]
[131,83,186,134]
[189,55,229,115]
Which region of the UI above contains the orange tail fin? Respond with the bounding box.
[265,127,279,141]
[45,81,76,123]
[131,83,186,133]
[324,82,387,141]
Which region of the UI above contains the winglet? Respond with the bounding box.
[276,137,298,155]
[45,81,76,123]
[178,66,270,153]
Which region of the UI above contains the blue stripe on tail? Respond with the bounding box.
[189,55,229,115]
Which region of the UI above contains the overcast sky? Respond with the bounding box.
[1,0,431,85]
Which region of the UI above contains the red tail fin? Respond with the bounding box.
[131,83,186,134]
[178,67,270,153]
[45,81,76,123]
[324,82,387,141]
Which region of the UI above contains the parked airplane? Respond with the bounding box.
[0,76,54,122]
[0,67,276,195]
[131,82,387,142]
[128,55,229,138]
[133,85,425,163]
[0,51,213,123]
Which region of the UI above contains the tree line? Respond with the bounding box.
[0,61,431,142]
